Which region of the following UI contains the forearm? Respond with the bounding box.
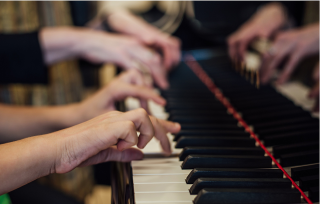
[0,134,57,194]
[39,27,92,65]
[106,10,160,38]
[0,104,83,143]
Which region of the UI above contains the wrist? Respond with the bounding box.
[39,27,93,64]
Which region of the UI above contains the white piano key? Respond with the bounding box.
[134,182,192,192]
[135,136,181,155]
[133,174,188,183]
[135,192,195,203]
[132,157,182,167]
[133,167,190,175]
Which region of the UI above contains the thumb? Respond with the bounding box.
[150,66,169,89]
[79,146,144,167]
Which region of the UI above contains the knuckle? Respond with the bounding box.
[124,121,136,131]
[106,111,121,117]
[135,108,148,117]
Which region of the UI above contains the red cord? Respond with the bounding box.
[184,54,313,204]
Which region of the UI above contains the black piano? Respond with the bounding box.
[111,47,319,204]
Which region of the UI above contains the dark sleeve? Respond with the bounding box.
[0,31,48,84]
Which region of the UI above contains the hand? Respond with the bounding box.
[54,109,181,173]
[78,69,166,121]
[308,62,319,112]
[260,23,319,84]
[106,10,181,71]
[227,2,287,62]
[40,27,169,89]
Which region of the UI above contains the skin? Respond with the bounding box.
[39,10,182,90]
[308,62,319,112]
[0,70,168,143]
[0,108,181,195]
[106,10,181,71]
[227,2,287,62]
[260,23,319,85]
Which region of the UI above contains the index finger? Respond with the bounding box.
[121,109,155,149]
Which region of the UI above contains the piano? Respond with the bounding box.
[111,47,319,204]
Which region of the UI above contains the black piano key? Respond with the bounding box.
[175,136,256,148]
[189,178,292,194]
[291,164,319,181]
[186,168,284,184]
[256,123,319,138]
[174,130,250,141]
[263,130,319,147]
[273,141,319,158]
[181,155,272,169]
[240,104,300,116]
[169,112,230,120]
[179,147,264,161]
[231,99,293,111]
[280,150,319,167]
[243,110,311,124]
[180,123,243,131]
[165,103,225,111]
[299,175,319,191]
[193,188,301,204]
[253,117,319,130]
[169,110,228,116]
[170,116,236,124]
[166,99,220,104]
[308,186,319,202]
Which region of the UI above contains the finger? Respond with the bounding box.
[238,38,251,62]
[149,116,172,155]
[118,69,146,86]
[158,41,173,69]
[121,109,155,149]
[313,62,319,81]
[261,47,288,84]
[170,37,182,67]
[149,64,169,89]
[157,118,181,134]
[79,146,143,167]
[309,81,319,98]
[116,121,139,151]
[118,83,166,106]
[117,55,140,71]
[276,51,303,85]
[227,35,237,61]
[313,97,319,112]
[128,47,169,89]
[140,99,150,114]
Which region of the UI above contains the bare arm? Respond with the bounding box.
[39,27,169,89]
[0,109,180,194]
[0,70,166,144]
[0,104,81,143]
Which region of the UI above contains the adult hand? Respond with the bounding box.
[0,108,180,194]
[40,27,169,89]
[308,62,319,112]
[106,10,181,71]
[80,30,170,89]
[227,2,287,62]
[78,69,166,121]
[54,109,180,173]
[260,23,319,84]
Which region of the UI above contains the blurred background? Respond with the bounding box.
[0,1,318,204]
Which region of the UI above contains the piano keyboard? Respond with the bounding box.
[126,48,319,204]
